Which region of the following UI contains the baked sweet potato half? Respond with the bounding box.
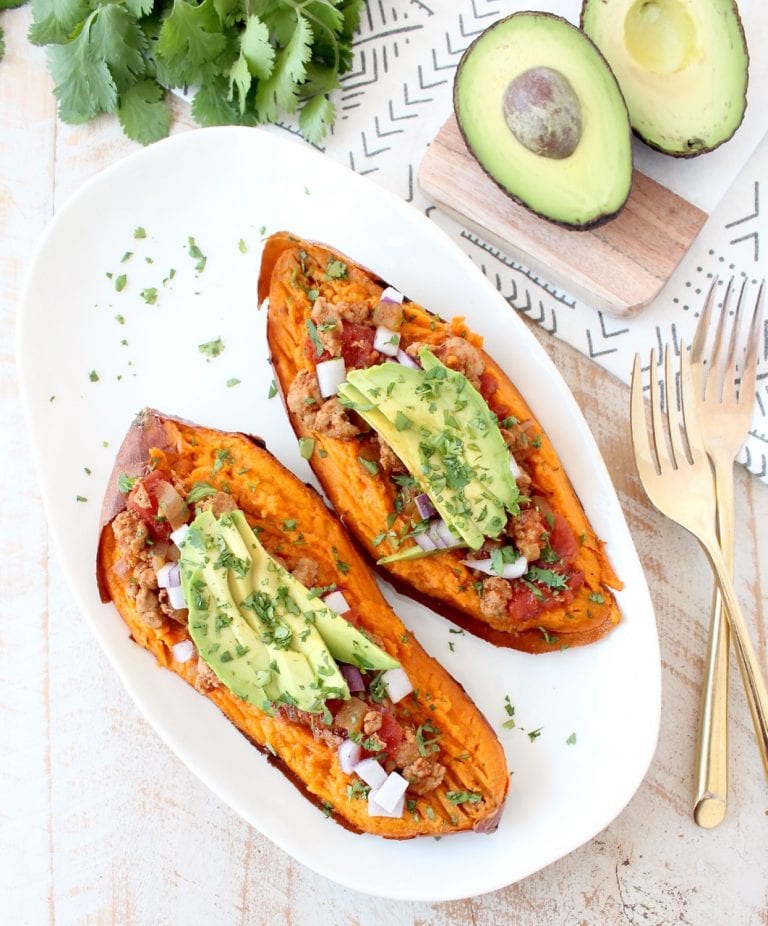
[96,409,509,837]
[260,232,622,653]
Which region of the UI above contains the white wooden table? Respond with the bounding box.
[2,8,767,924]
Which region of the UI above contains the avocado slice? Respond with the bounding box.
[453,12,633,229]
[337,350,519,551]
[179,508,398,714]
[581,0,748,157]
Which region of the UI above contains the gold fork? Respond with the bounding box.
[690,277,766,828]
[630,342,768,794]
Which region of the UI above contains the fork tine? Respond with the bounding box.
[722,279,749,405]
[691,275,719,367]
[630,352,657,475]
[679,339,706,459]
[665,344,689,468]
[738,279,764,405]
[650,347,672,471]
[704,277,735,405]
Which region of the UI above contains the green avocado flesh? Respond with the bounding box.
[337,350,519,553]
[179,509,398,713]
[454,12,633,228]
[581,0,748,156]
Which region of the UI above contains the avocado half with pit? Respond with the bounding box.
[581,0,749,157]
[453,12,633,230]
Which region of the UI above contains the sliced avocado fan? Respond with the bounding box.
[337,349,519,552]
[179,509,398,714]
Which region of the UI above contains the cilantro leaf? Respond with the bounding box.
[193,76,244,126]
[241,14,274,79]
[157,0,227,85]
[299,93,335,145]
[253,12,313,120]
[27,0,89,45]
[118,79,171,145]
[46,12,119,123]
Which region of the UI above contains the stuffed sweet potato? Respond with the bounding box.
[96,409,509,837]
[260,232,622,653]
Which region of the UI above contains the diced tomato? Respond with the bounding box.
[479,371,498,401]
[127,471,176,541]
[506,569,583,622]
[342,607,361,627]
[548,514,579,565]
[341,323,380,370]
[376,710,404,757]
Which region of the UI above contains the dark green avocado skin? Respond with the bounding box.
[579,0,749,158]
[453,12,634,231]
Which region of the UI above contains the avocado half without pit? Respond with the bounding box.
[581,0,749,157]
[453,12,633,230]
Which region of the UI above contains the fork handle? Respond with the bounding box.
[693,455,734,828]
[699,536,768,781]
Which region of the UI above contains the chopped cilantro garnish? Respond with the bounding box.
[199,337,224,359]
[445,790,482,805]
[528,727,543,742]
[502,695,516,730]
[133,227,146,239]
[566,732,577,745]
[114,274,127,292]
[298,437,315,460]
[226,378,241,388]
[305,319,324,357]
[118,473,137,493]
[268,379,278,399]
[238,238,247,254]
[588,592,605,604]
[187,237,207,272]
[140,287,157,305]
[325,258,348,280]
[75,495,87,502]
[88,370,99,382]
[525,566,568,591]
[358,456,379,476]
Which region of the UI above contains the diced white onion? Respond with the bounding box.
[155,481,189,530]
[508,454,522,480]
[434,519,461,548]
[372,771,409,812]
[396,349,420,369]
[353,757,388,790]
[167,584,188,610]
[373,325,401,357]
[460,556,529,580]
[367,789,405,818]
[170,524,189,547]
[380,286,404,304]
[338,739,362,773]
[172,639,196,663]
[156,562,181,589]
[381,667,413,704]
[316,357,346,397]
[322,590,351,614]
[413,531,437,552]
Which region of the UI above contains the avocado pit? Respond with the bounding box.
[503,66,583,159]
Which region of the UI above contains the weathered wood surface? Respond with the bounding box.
[1,8,767,924]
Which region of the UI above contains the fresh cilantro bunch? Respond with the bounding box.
[24,0,363,144]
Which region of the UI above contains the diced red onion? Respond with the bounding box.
[316,357,346,397]
[338,738,362,773]
[170,524,189,547]
[371,771,409,812]
[322,590,350,614]
[396,349,420,369]
[373,325,401,357]
[172,639,196,663]
[367,789,405,818]
[340,663,365,693]
[508,454,522,480]
[167,584,188,610]
[460,556,529,579]
[353,757,388,789]
[413,531,437,553]
[434,519,461,547]
[380,286,404,304]
[113,557,131,579]
[414,493,436,520]
[156,562,181,589]
[155,481,189,530]
[381,667,413,704]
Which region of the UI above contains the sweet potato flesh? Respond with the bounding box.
[262,233,622,653]
[97,412,509,837]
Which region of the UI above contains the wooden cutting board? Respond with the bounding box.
[418,116,708,318]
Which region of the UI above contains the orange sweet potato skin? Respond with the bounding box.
[261,233,622,654]
[97,409,509,838]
